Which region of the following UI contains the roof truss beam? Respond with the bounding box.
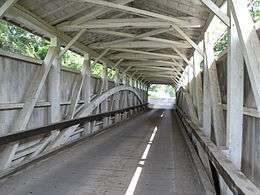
[108,52,182,60]
[73,0,203,56]
[130,66,179,72]
[59,18,202,32]
[92,40,191,49]
[65,0,133,26]
[110,49,183,59]
[91,28,172,47]
[73,0,200,27]
[120,63,183,71]
[90,29,191,49]
[172,45,193,67]
[0,0,18,18]
[201,0,230,26]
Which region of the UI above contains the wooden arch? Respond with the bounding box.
[78,86,143,117]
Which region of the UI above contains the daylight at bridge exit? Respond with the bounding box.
[0,0,260,194]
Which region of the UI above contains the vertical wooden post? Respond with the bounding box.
[31,38,62,157]
[227,14,244,169]
[48,39,61,123]
[193,49,203,125]
[114,70,120,122]
[101,63,109,125]
[229,0,260,112]
[202,40,212,138]
[225,13,244,195]
[204,32,226,146]
[190,56,196,105]
[47,53,92,149]
[82,53,92,134]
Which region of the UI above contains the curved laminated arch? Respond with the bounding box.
[48,86,144,148]
[78,86,143,117]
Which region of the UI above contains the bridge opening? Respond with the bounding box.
[148,84,175,109]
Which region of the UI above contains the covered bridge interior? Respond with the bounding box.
[0,0,260,194]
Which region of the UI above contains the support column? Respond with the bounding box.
[229,0,260,112]
[202,39,212,139]
[225,12,244,195]
[48,39,61,123]
[101,63,109,125]
[193,49,203,125]
[114,69,121,122]
[204,32,226,146]
[122,72,128,118]
[227,13,244,169]
[47,53,92,149]
[82,53,92,134]
[31,38,62,157]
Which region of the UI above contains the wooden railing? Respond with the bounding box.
[0,103,148,145]
[176,107,260,195]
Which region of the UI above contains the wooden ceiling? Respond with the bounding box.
[3,0,223,84]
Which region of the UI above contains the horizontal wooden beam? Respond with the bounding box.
[102,28,172,46]
[0,104,148,145]
[73,0,201,27]
[59,18,203,31]
[61,0,134,26]
[90,31,190,49]
[129,68,179,74]
[92,40,191,49]
[142,73,181,78]
[108,52,183,60]
[130,66,180,72]
[110,49,183,59]
[120,60,184,70]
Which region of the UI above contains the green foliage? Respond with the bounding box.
[108,68,116,80]
[213,0,260,55]
[0,20,49,59]
[91,62,103,77]
[250,0,260,21]
[0,20,104,77]
[148,84,175,98]
[214,32,228,55]
[165,85,175,97]
[61,50,84,70]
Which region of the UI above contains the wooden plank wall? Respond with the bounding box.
[216,53,260,187]
[0,54,115,132]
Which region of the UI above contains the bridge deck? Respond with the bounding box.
[0,110,205,195]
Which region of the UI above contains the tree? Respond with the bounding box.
[0,20,104,77]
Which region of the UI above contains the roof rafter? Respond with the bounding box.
[91,28,172,46]
[0,0,18,18]
[201,0,230,26]
[108,52,182,60]
[110,49,184,59]
[73,0,199,26]
[63,0,134,26]
[120,62,183,71]
[59,18,202,32]
[72,0,203,57]
[89,29,191,49]
[92,40,191,49]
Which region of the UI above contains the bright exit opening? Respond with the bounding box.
[148,84,176,109]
